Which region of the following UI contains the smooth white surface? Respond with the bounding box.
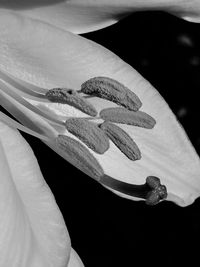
[0,121,71,266]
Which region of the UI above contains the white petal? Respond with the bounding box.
[68,248,85,267]
[0,121,71,267]
[2,0,200,35]
[0,12,200,206]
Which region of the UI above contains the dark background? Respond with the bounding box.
[23,11,200,267]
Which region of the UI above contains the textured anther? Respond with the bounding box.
[46,88,98,116]
[81,76,142,111]
[99,122,141,160]
[65,118,110,154]
[100,107,156,129]
[56,135,104,181]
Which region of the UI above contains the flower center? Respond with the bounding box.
[0,71,167,204]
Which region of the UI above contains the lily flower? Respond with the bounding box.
[1,7,200,210]
[2,2,200,267]
[1,1,200,266]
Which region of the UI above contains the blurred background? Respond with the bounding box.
[23,11,200,267]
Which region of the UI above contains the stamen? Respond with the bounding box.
[0,89,57,139]
[56,135,104,181]
[0,79,64,126]
[0,111,50,141]
[100,107,156,129]
[99,122,141,160]
[0,69,47,98]
[100,175,167,205]
[81,76,142,111]
[65,118,110,154]
[46,88,98,116]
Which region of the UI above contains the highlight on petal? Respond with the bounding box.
[1,11,200,207]
[0,121,71,267]
[1,0,199,35]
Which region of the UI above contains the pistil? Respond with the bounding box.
[100,175,167,205]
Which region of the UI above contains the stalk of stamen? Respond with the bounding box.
[0,111,50,141]
[0,70,47,98]
[0,79,65,127]
[100,175,167,205]
[46,88,98,117]
[55,135,104,181]
[0,89,57,139]
[81,76,142,111]
[100,107,156,129]
[99,122,141,160]
[65,118,110,154]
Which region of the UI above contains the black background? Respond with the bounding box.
[22,11,200,267]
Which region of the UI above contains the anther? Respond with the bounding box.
[100,107,156,129]
[99,122,141,160]
[56,135,104,181]
[46,88,98,117]
[81,76,142,111]
[65,118,110,154]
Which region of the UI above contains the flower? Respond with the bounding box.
[1,7,200,208]
[1,1,200,266]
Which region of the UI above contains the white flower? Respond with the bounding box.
[0,1,200,265]
[1,7,200,207]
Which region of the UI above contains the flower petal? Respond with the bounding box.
[1,1,118,34]
[68,248,85,267]
[0,121,71,267]
[2,0,200,35]
[0,12,200,206]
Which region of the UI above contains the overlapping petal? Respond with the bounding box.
[0,0,199,35]
[1,11,200,207]
[0,120,84,267]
